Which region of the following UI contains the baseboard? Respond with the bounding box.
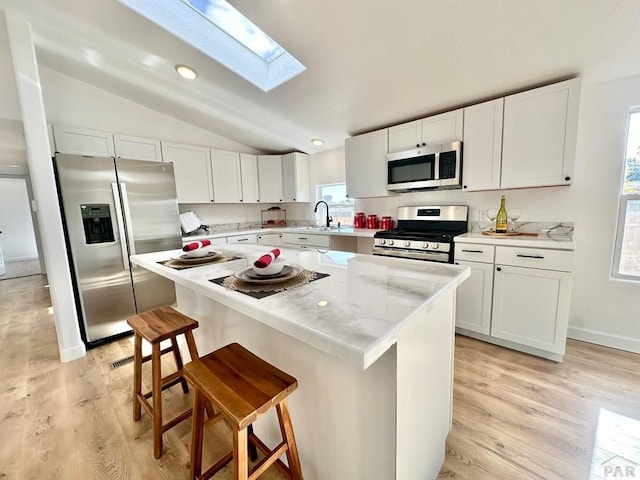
[567,327,640,355]
[5,256,39,262]
[59,343,86,362]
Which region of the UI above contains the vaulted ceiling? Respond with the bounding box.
[3,0,640,154]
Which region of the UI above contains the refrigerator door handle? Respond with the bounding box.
[119,183,136,256]
[111,182,131,271]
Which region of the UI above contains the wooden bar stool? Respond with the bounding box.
[184,343,303,480]
[127,305,201,458]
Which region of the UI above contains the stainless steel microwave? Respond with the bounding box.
[386,141,462,192]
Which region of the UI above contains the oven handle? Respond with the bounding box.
[372,248,450,263]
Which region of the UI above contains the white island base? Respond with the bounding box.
[175,285,456,480]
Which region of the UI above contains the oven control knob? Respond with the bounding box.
[379,239,386,245]
[431,243,439,249]
[422,242,430,249]
[388,240,394,246]
[403,241,411,247]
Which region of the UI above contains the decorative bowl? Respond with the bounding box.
[252,256,286,276]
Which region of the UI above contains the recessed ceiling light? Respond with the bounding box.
[311,138,325,146]
[175,64,197,79]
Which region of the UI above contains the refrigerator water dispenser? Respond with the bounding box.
[80,204,115,244]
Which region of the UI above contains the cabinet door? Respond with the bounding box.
[282,152,310,202]
[388,119,422,153]
[211,149,242,203]
[240,154,260,203]
[462,99,503,191]
[501,78,580,188]
[257,234,283,246]
[422,109,464,144]
[53,124,115,156]
[491,265,571,354]
[345,129,390,198]
[257,155,283,203]
[455,260,493,335]
[114,134,162,161]
[161,142,212,203]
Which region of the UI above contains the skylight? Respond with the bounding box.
[118,0,306,91]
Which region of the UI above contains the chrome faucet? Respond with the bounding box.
[314,200,333,228]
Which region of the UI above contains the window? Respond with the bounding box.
[612,110,640,279]
[118,0,306,91]
[316,183,355,226]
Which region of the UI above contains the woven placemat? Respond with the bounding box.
[158,255,241,270]
[209,269,330,299]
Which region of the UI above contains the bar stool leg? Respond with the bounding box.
[277,400,303,480]
[233,426,249,480]
[132,333,142,421]
[152,342,163,458]
[170,336,190,394]
[190,389,206,480]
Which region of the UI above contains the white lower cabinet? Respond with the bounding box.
[257,234,283,246]
[455,242,574,360]
[455,260,493,335]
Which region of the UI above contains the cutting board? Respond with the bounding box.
[482,231,538,237]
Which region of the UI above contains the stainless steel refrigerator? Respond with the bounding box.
[55,154,182,346]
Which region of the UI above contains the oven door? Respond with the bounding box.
[386,146,441,191]
[372,246,451,263]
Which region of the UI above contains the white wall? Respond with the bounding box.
[0,12,20,121]
[39,66,262,154]
[0,177,37,260]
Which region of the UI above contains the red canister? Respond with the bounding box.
[353,212,365,228]
[366,214,379,229]
[380,216,393,230]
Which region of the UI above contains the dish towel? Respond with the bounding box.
[254,248,281,268]
[183,239,211,252]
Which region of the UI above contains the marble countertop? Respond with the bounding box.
[131,245,470,369]
[455,232,575,250]
[183,227,381,242]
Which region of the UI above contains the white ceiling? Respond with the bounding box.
[2,0,640,154]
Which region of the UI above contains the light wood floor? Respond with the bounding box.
[1,275,639,479]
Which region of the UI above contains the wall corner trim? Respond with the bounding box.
[59,343,87,363]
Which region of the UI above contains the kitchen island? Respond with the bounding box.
[131,245,470,479]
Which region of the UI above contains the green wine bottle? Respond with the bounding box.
[495,195,508,233]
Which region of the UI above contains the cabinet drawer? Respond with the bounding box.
[227,234,257,244]
[495,246,574,272]
[282,233,331,248]
[455,243,495,263]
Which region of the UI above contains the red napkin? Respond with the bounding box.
[182,239,211,252]
[253,248,281,268]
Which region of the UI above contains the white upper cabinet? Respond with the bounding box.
[114,134,163,161]
[161,142,212,203]
[52,124,115,157]
[501,78,581,189]
[388,109,464,153]
[257,155,283,203]
[282,152,310,202]
[462,98,504,191]
[210,149,242,203]
[345,128,390,199]
[240,153,260,203]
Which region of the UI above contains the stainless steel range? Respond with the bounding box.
[373,205,468,263]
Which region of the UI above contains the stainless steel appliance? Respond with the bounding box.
[373,205,468,263]
[386,141,462,191]
[55,154,182,346]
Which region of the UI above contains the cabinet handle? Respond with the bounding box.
[564,176,571,181]
[516,254,544,259]
[461,249,483,253]
[496,267,502,272]
[237,238,248,242]
[298,237,308,240]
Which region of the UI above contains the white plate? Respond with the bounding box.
[233,265,303,284]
